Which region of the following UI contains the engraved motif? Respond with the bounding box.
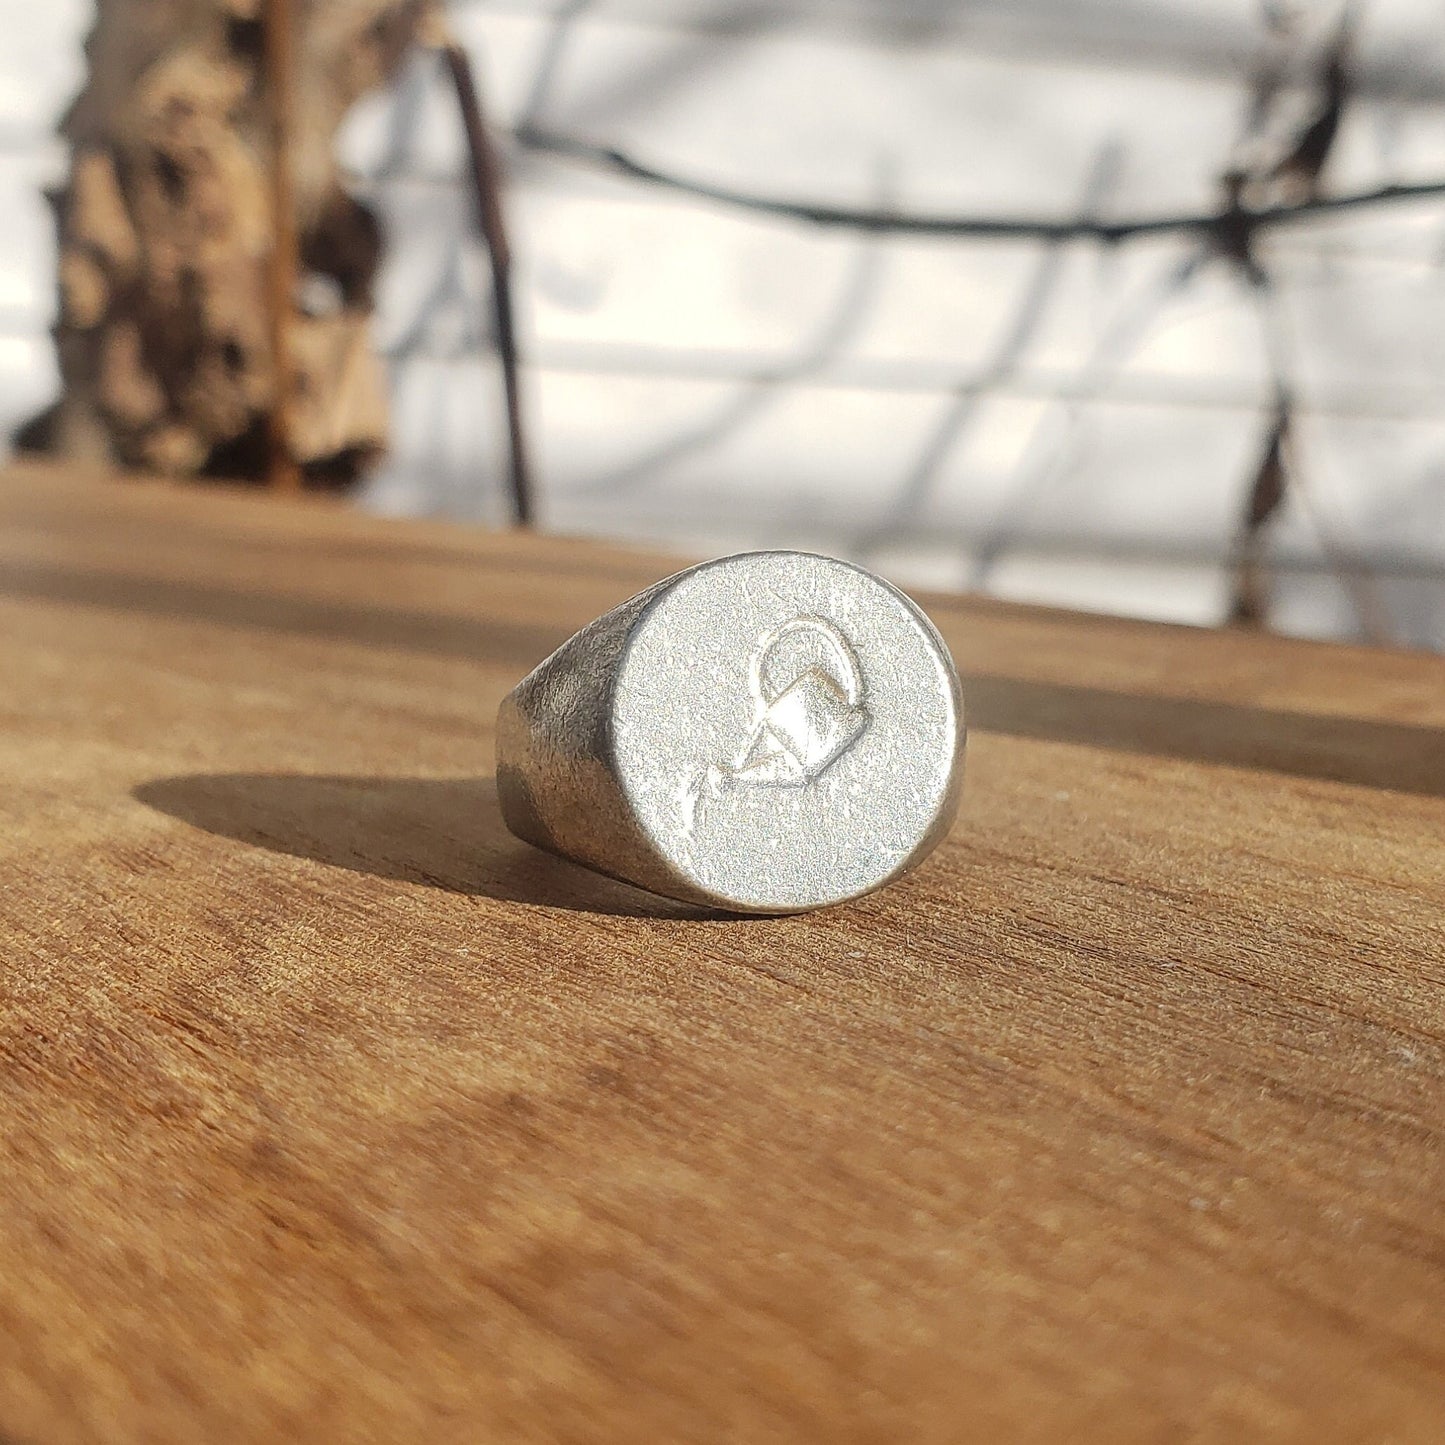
[727,616,870,787]
[678,615,872,841]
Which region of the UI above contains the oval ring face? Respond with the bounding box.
[611,551,965,912]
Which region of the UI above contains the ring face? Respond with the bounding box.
[610,552,964,912]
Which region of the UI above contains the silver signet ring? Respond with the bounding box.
[496,551,966,914]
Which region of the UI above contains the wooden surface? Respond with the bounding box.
[1,461,1443,1444]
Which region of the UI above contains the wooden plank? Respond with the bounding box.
[0,460,1443,1442]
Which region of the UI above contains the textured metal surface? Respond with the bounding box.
[497,551,966,913]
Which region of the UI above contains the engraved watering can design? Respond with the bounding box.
[727,616,870,786]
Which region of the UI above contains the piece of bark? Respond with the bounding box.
[20,0,429,486]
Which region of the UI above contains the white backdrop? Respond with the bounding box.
[4,0,1445,649]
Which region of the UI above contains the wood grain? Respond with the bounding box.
[1,460,1443,1444]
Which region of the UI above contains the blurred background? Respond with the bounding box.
[5,0,1445,650]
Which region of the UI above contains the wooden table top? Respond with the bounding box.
[2,461,1443,1443]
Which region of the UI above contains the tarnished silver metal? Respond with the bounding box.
[496,551,965,914]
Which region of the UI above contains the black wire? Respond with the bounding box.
[515,122,1445,244]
